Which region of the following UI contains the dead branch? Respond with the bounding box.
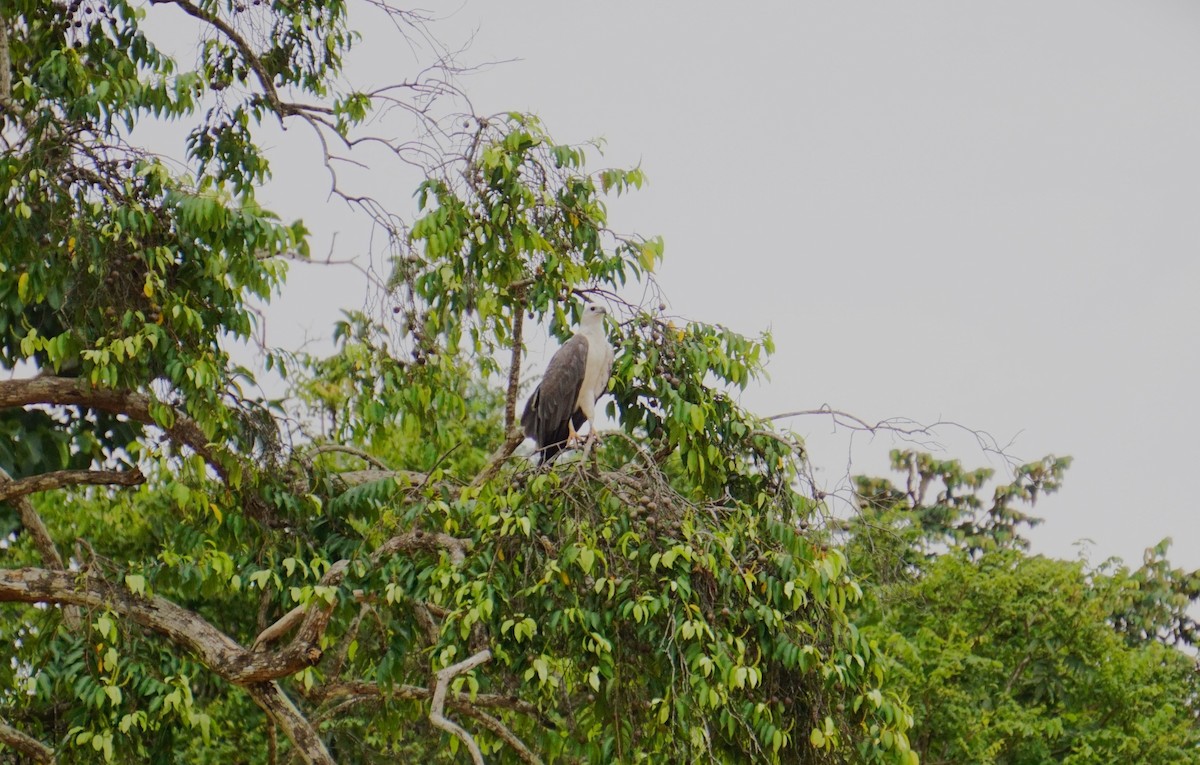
[153,0,315,122]
[767,404,1017,464]
[0,715,55,764]
[0,468,144,503]
[0,377,222,472]
[429,649,493,765]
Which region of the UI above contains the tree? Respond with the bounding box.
[845,451,1200,764]
[0,3,918,763]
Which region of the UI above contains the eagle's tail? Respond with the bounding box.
[530,410,587,465]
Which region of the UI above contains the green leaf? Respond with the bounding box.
[124,574,146,596]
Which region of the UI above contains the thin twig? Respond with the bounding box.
[768,405,1019,466]
[337,468,429,487]
[303,444,391,471]
[505,288,527,432]
[154,0,303,122]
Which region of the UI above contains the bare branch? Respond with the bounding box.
[253,530,471,653]
[505,288,528,432]
[253,603,307,651]
[0,467,65,569]
[767,404,1019,466]
[455,705,544,765]
[0,715,55,764]
[253,561,348,650]
[153,0,302,122]
[0,468,144,503]
[413,601,440,644]
[245,682,334,765]
[0,568,323,683]
[0,13,12,106]
[0,568,333,762]
[0,377,222,472]
[303,444,392,471]
[338,468,429,487]
[370,530,473,567]
[429,649,493,765]
[266,718,278,765]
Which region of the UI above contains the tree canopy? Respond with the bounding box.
[846,451,1200,764]
[0,3,916,763]
[2,4,1197,765]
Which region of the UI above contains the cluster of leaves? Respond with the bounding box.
[399,113,662,367]
[276,114,921,760]
[0,0,323,477]
[843,451,1200,764]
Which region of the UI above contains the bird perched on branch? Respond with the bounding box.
[521,302,614,464]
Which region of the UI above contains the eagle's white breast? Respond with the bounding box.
[576,320,613,412]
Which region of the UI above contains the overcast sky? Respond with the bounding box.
[170,2,1200,569]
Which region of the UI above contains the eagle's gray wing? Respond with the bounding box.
[521,333,589,464]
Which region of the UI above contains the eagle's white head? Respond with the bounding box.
[580,302,608,327]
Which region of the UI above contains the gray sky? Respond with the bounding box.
[222,1,1200,569]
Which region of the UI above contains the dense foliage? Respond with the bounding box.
[847,451,1200,764]
[0,3,917,763]
[2,4,1197,765]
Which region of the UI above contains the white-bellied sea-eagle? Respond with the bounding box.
[521,302,614,464]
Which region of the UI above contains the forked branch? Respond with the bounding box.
[429,649,493,765]
[0,568,332,763]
